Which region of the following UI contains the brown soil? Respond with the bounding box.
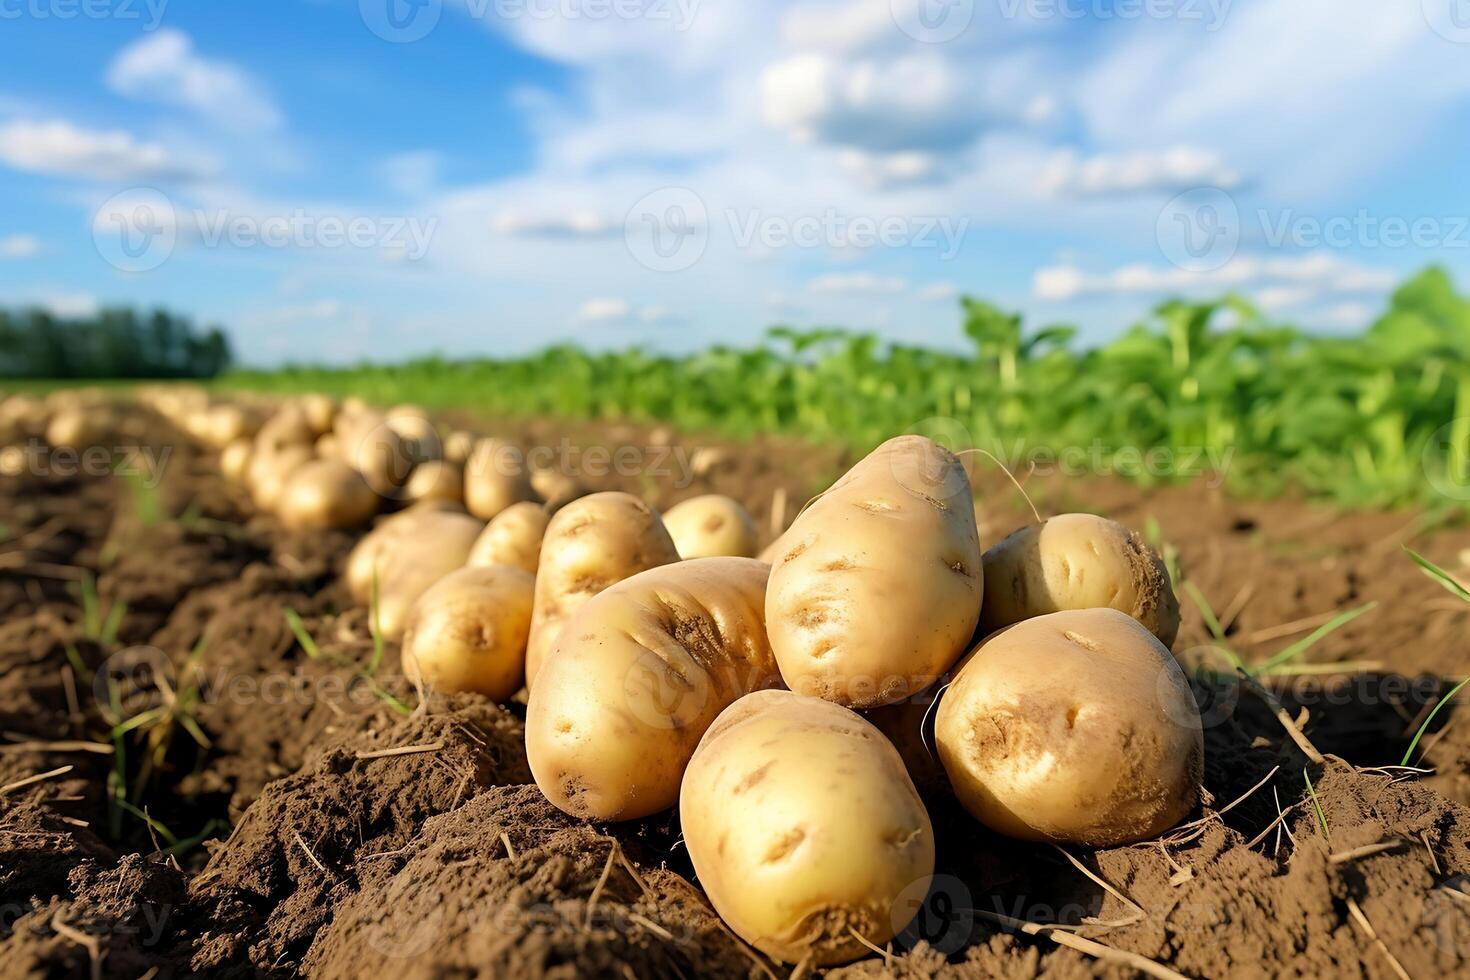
[1,403,1468,978]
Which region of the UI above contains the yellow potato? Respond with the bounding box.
[295,393,337,436]
[528,464,585,512]
[766,435,983,709]
[45,406,104,449]
[401,565,535,701]
[935,608,1203,846]
[345,509,484,639]
[681,690,934,965]
[979,513,1179,647]
[663,494,759,559]
[404,460,464,505]
[526,557,780,821]
[274,458,380,530]
[340,412,414,496]
[524,491,680,689]
[464,438,535,521]
[219,437,253,483]
[248,445,315,512]
[467,501,549,574]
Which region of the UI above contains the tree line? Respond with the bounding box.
[0,307,232,379]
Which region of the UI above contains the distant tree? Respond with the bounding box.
[0,305,233,379]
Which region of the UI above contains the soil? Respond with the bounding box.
[2,402,1469,978]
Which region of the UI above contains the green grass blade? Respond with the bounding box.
[1254,601,1376,675]
[1183,581,1227,642]
[283,608,321,659]
[1400,676,1470,767]
[1404,547,1470,603]
[99,599,128,647]
[1303,767,1330,844]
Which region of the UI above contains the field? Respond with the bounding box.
[2,392,1469,979]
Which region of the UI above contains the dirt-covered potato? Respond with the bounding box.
[527,558,780,821]
[219,438,253,483]
[464,438,535,521]
[682,690,934,965]
[404,460,464,505]
[274,458,380,530]
[766,435,983,709]
[524,491,680,689]
[935,608,1203,846]
[468,501,549,574]
[401,565,535,701]
[979,513,1179,647]
[663,494,759,559]
[345,508,484,639]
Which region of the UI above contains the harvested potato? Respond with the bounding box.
[443,430,475,465]
[295,393,336,435]
[275,458,380,530]
[526,557,780,821]
[528,465,584,512]
[404,460,464,505]
[401,565,535,700]
[935,608,1203,846]
[979,513,1179,647]
[345,508,484,638]
[219,438,253,483]
[663,494,759,559]
[524,491,680,688]
[766,435,983,709]
[468,501,549,574]
[386,405,441,464]
[205,404,258,447]
[254,406,315,454]
[464,438,535,520]
[45,406,104,449]
[248,445,314,512]
[682,690,934,965]
[341,412,413,496]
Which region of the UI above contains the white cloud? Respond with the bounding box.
[0,234,41,259]
[808,272,907,294]
[1040,146,1244,199]
[107,29,281,131]
[494,210,618,239]
[37,293,100,319]
[381,152,441,198]
[1318,301,1376,328]
[916,281,959,302]
[0,119,205,182]
[577,297,632,322]
[1033,254,1398,305]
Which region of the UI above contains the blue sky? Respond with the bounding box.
[1,0,1469,365]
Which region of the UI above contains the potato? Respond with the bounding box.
[205,404,258,447]
[663,494,759,559]
[275,458,380,530]
[526,557,780,821]
[935,608,1203,846]
[528,466,584,512]
[401,565,535,700]
[468,501,549,574]
[464,438,535,521]
[766,435,982,709]
[386,405,441,464]
[45,406,104,449]
[341,412,413,496]
[219,438,253,483]
[254,406,315,454]
[404,460,464,505]
[295,393,336,436]
[979,513,1179,647]
[443,430,475,465]
[681,690,934,965]
[248,445,314,511]
[524,491,681,689]
[345,508,484,639]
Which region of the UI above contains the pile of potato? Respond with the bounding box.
[149,393,1203,967]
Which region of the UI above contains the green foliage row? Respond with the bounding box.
[2,307,231,379]
[225,267,1470,508]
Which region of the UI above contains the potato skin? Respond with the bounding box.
[401,565,535,701]
[468,501,549,574]
[524,491,680,689]
[526,558,780,821]
[663,494,759,559]
[464,438,535,521]
[682,690,934,965]
[935,608,1203,846]
[979,513,1179,647]
[275,459,380,530]
[766,435,983,709]
[404,460,465,505]
[345,509,484,639]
